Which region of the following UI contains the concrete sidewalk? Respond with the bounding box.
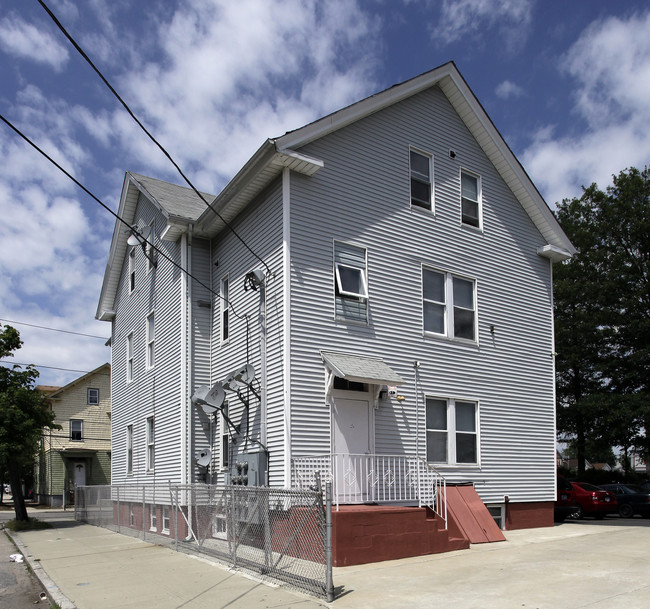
[8,513,327,609]
[7,511,650,609]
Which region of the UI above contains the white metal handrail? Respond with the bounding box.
[292,453,446,528]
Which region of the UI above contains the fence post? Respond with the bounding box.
[325,481,334,603]
[174,486,179,553]
[117,486,120,533]
[263,487,272,574]
[142,486,146,540]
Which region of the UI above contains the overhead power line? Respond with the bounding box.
[0,360,103,374]
[0,113,244,320]
[37,0,271,277]
[0,318,108,340]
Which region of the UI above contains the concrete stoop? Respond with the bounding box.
[331,504,469,566]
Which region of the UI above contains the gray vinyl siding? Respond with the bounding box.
[209,179,285,486]
[190,238,213,481]
[111,193,185,486]
[287,84,556,504]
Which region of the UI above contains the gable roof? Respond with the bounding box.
[97,62,574,321]
[48,363,110,400]
[96,172,216,320]
[196,61,574,256]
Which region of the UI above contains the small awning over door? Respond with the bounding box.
[321,350,405,385]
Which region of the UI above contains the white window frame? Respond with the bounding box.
[146,219,156,272]
[126,332,134,383]
[70,419,83,442]
[129,247,136,293]
[220,402,230,470]
[422,267,477,342]
[410,147,434,211]
[150,505,157,531]
[162,506,170,534]
[126,424,133,475]
[146,312,155,369]
[87,388,99,405]
[426,397,479,466]
[220,275,229,344]
[146,416,155,472]
[334,263,368,299]
[333,241,369,324]
[460,169,482,229]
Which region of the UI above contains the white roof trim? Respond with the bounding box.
[276,61,575,257]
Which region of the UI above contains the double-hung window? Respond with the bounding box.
[334,241,368,323]
[426,398,478,465]
[126,425,133,475]
[146,220,156,271]
[220,402,229,469]
[87,388,99,405]
[126,332,134,382]
[146,312,155,369]
[461,171,481,228]
[129,248,136,292]
[220,276,229,343]
[410,148,433,211]
[146,416,155,472]
[70,419,83,441]
[423,267,476,341]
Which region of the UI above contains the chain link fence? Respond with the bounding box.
[75,482,333,601]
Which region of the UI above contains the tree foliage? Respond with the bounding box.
[554,167,650,474]
[0,324,59,520]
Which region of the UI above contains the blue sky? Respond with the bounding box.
[1,0,649,386]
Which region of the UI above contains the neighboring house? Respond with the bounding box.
[96,62,574,557]
[35,364,111,507]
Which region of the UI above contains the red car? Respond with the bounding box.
[570,482,617,519]
[555,476,579,522]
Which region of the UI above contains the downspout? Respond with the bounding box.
[180,231,189,486]
[282,167,292,486]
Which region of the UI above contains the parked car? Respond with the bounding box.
[570,482,617,519]
[555,476,579,522]
[599,484,650,518]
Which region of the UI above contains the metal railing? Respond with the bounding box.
[292,453,447,527]
[75,482,334,601]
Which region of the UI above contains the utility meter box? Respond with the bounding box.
[230,451,267,486]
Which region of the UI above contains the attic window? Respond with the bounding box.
[410,148,433,211]
[461,171,481,228]
[88,388,99,405]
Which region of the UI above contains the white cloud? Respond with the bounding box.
[523,10,650,206]
[431,0,534,51]
[495,80,524,100]
[0,14,69,71]
[113,0,381,190]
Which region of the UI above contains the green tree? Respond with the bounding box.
[0,324,59,521]
[554,167,650,474]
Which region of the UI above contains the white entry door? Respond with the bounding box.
[333,398,371,455]
[73,461,86,487]
[332,397,372,502]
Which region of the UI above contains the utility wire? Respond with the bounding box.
[0,318,108,340]
[0,113,245,321]
[0,360,100,374]
[36,0,271,277]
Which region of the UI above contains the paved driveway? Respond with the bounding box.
[333,518,650,609]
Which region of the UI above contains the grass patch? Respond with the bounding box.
[5,517,53,532]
